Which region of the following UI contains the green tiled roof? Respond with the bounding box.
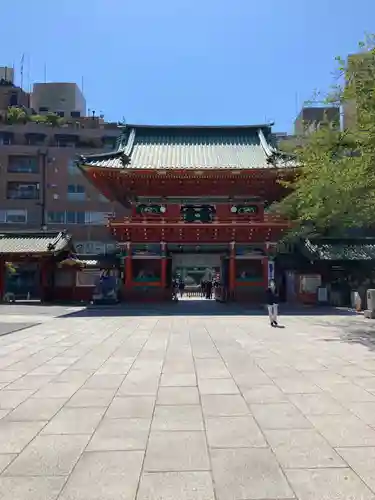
[0,231,71,255]
[304,239,375,261]
[79,124,284,171]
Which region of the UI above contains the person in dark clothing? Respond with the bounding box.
[178,280,185,298]
[266,280,279,327]
[206,281,213,299]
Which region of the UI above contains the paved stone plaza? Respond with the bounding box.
[1,304,375,499]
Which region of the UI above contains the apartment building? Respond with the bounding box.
[294,106,340,135]
[31,82,86,117]
[0,83,126,254]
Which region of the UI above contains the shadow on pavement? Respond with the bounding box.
[0,322,39,337]
[59,301,358,318]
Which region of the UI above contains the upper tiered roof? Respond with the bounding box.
[79,124,284,171]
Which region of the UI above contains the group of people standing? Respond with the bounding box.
[171,275,280,327]
[200,280,215,299]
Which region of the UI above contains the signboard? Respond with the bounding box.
[231,204,259,214]
[136,204,166,215]
[181,205,216,223]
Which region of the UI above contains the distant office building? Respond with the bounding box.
[343,51,375,129]
[31,82,86,118]
[294,106,340,135]
[0,82,29,110]
[0,67,14,83]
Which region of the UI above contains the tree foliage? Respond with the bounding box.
[274,34,375,238]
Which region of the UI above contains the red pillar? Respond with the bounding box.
[229,242,236,300]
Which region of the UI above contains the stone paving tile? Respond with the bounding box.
[308,413,375,447]
[285,468,375,500]
[0,454,16,474]
[6,398,65,421]
[0,410,9,421]
[0,390,35,410]
[65,388,116,407]
[341,401,375,425]
[83,374,125,389]
[106,396,155,419]
[41,407,106,435]
[250,402,312,429]
[231,371,272,388]
[264,428,346,469]
[0,476,66,500]
[163,360,195,374]
[6,375,54,391]
[336,447,375,493]
[137,471,215,500]
[87,418,151,451]
[160,373,197,387]
[327,382,375,402]
[211,447,294,500]
[242,384,288,404]
[198,378,239,395]
[0,420,47,453]
[273,376,322,394]
[118,377,159,396]
[352,376,375,392]
[0,372,24,383]
[59,451,144,500]
[4,434,90,476]
[201,394,250,416]
[157,386,200,405]
[33,382,81,400]
[144,431,210,472]
[195,359,231,379]
[152,405,204,431]
[287,393,348,415]
[54,370,93,384]
[206,416,267,448]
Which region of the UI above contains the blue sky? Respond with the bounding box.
[0,0,373,132]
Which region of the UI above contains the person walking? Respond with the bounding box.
[178,280,185,298]
[266,280,279,327]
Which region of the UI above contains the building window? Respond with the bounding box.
[67,184,85,201]
[66,211,85,224]
[8,156,38,173]
[85,211,110,225]
[75,241,117,254]
[0,135,12,145]
[0,209,28,224]
[68,159,79,175]
[7,182,39,200]
[47,211,85,224]
[47,211,65,224]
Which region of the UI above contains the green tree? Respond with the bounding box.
[45,112,63,127]
[274,35,375,238]
[6,106,28,124]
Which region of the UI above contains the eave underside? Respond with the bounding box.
[79,166,293,206]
